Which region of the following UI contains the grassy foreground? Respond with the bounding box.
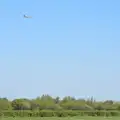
[1,117,120,120]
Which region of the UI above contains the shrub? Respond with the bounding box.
[1,110,120,117]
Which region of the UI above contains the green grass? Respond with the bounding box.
[1,117,120,120]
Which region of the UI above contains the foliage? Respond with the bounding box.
[0,95,120,117]
[1,110,120,117]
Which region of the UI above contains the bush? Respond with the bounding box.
[1,110,120,117]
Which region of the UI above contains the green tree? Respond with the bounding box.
[11,99,31,110]
[0,98,12,110]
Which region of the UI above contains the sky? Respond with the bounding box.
[0,0,120,101]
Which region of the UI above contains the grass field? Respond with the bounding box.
[1,117,120,120]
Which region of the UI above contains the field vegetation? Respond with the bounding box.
[0,95,120,117]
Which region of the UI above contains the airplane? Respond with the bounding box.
[23,14,32,18]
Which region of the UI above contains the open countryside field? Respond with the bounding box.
[2,117,120,120]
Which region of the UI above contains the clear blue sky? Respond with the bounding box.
[0,0,120,101]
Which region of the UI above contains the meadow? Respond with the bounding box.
[1,117,120,120]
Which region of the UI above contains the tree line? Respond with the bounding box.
[0,95,120,111]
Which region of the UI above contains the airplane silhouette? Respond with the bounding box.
[23,15,32,18]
